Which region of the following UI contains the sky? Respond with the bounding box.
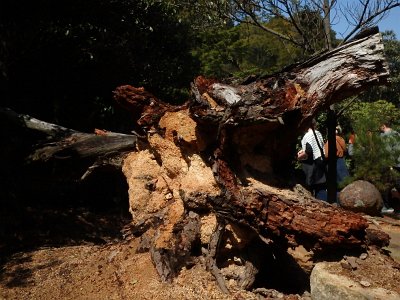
[332,4,400,40]
[378,6,400,37]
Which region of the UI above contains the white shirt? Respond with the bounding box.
[301,129,325,160]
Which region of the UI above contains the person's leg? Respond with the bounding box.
[336,157,349,186]
[382,187,394,214]
[389,177,400,213]
[314,183,328,202]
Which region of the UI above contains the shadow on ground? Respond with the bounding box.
[0,160,132,289]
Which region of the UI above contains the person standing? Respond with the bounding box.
[380,122,400,214]
[297,119,327,200]
[324,125,350,186]
[347,129,356,174]
[347,129,356,157]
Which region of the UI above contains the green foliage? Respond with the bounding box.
[291,7,329,54]
[344,100,400,130]
[193,19,302,79]
[192,25,239,78]
[0,0,199,131]
[1,0,399,136]
[163,0,230,30]
[344,100,400,191]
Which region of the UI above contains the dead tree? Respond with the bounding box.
[4,31,391,290]
[113,32,390,285]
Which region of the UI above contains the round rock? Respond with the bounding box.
[338,180,383,216]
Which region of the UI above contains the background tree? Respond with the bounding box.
[201,0,400,203]
[0,0,198,132]
[192,18,302,78]
[1,0,399,203]
[337,31,400,130]
[202,0,399,54]
[178,3,400,206]
[342,100,400,191]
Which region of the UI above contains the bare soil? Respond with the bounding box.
[1,240,262,300]
[0,206,283,300]
[0,205,400,300]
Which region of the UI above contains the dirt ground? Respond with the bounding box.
[334,215,400,295]
[1,210,399,300]
[0,235,294,300]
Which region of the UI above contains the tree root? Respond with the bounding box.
[206,219,229,294]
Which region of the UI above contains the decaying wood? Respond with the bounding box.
[6,31,392,291]
[0,107,137,174]
[206,220,229,294]
[189,32,389,175]
[114,31,391,289]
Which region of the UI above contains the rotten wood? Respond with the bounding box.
[3,31,393,290]
[206,220,230,294]
[115,31,390,286]
[188,32,389,175]
[0,107,137,169]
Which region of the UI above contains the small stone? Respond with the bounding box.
[228,279,236,287]
[107,250,119,263]
[341,261,352,270]
[233,256,242,264]
[165,193,173,200]
[359,253,368,260]
[342,255,358,270]
[359,280,371,287]
[344,256,358,270]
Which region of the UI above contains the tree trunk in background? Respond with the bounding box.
[323,0,332,50]
[323,0,338,204]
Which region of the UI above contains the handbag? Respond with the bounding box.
[302,142,326,186]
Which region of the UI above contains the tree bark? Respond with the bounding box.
[114,32,390,284]
[0,107,137,178]
[6,32,391,287]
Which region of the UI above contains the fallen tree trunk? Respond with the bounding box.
[113,32,391,285]
[8,31,392,290]
[0,107,137,179]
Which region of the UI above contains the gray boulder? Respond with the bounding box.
[338,180,383,216]
[311,262,400,300]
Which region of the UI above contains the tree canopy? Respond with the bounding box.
[341,100,400,191]
[0,0,399,133]
[192,18,302,78]
[0,0,198,131]
[194,0,399,53]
